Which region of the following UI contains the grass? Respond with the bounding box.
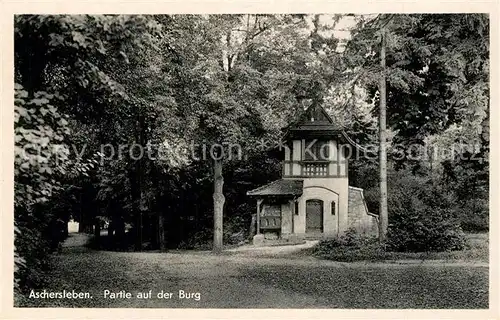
[16,248,488,309]
[311,233,489,263]
[15,232,489,308]
[414,232,489,261]
[15,237,489,308]
[243,264,488,308]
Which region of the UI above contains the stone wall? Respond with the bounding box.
[347,187,378,236]
[281,202,293,235]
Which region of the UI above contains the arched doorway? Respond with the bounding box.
[306,199,323,233]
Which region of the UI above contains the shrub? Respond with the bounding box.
[14,204,67,294]
[223,215,249,245]
[314,228,381,261]
[178,228,213,250]
[456,198,489,232]
[385,171,466,252]
[387,207,466,252]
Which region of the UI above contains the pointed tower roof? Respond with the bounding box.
[283,104,343,141]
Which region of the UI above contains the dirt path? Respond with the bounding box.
[224,240,318,257]
[62,233,91,248]
[61,233,488,267]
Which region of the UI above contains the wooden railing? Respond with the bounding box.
[301,161,328,176]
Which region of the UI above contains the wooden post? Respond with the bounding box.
[256,199,263,235]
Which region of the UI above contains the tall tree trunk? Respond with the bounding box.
[130,169,143,251]
[94,217,101,245]
[107,202,116,247]
[107,220,114,248]
[151,165,165,251]
[378,28,389,243]
[249,214,256,239]
[158,213,165,251]
[129,162,143,251]
[78,192,84,233]
[78,219,85,233]
[83,205,94,234]
[115,217,125,251]
[131,111,146,251]
[213,158,225,253]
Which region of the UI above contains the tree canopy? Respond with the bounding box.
[14,14,489,298]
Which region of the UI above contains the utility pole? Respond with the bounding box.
[378,27,389,243]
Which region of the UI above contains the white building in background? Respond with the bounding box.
[67,219,79,233]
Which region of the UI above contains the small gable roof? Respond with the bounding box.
[299,104,336,124]
[284,104,343,141]
[283,105,361,149]
[247,179,303,197]
[288,104,341,131]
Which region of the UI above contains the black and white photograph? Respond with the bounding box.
[7,10,494,313]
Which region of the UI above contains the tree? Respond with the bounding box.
[343,13,489,243]
[345,14,488,162]
[15,15,489,299]
[378,27,388,242]
[14,15,185,292]
[163,14,321,252]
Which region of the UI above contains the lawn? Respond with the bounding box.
[243,264,488,308]
[16,240,489,309]
[311,232,489,263]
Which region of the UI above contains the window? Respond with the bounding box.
[294,201,299,215]
[304,140,330,161]
[331,201,336,215]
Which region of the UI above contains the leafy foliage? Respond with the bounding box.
[345,13,489,244]
[14,85,69,208]
[345,14,489,165]
[13,14,488,296]
[313,228,383,262]
[384,171,466,252]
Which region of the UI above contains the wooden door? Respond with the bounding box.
[306,199,323,233]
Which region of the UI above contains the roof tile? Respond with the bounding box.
[247,179,303,196]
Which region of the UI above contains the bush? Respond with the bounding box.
[223,215,248,245]
[385,172,466,252]
[86,231,135,251]
[316,228,378,249]
[314,228,382,261]
[178,228,213,250]
[14,204,67,295]
[456,198,489,232]
[387,208,466,252]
